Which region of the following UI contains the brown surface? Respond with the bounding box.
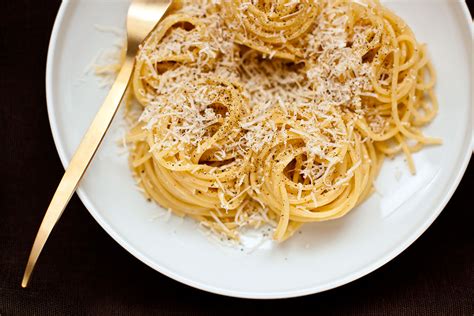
[1,1,473,315]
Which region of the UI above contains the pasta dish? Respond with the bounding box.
[125,0,440,242]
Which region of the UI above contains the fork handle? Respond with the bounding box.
[22,55,135,288]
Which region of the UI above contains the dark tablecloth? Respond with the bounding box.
[1,1,472,315]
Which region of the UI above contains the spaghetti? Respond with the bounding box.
[125,0,440,242]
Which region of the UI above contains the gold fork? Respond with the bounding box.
[21,0,172,288]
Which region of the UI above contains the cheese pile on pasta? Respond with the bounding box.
[126,0,440,241]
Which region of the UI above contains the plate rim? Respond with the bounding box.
[45,0,473,299]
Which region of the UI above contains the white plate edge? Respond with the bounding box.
[44,0,473,299]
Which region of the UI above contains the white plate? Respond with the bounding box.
[46,0,472,298]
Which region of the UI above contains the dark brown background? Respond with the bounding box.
[1,1,472,315]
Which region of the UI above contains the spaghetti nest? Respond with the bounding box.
[126,0,440,242]
[225,0,321,60]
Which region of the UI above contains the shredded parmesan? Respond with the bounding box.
[123,0,440,243]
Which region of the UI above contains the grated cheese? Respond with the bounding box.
[123,0,439,242]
